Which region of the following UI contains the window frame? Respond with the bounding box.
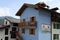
[53,34,59,40]
[53,23,60,29]
[29,28,35,35]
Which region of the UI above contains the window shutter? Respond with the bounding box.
[29,28,35,35]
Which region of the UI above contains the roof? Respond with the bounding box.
[5,17,20,23]
[0,25,6,29]
[16,3,60,16]
[0,17,4,25]
[0,16,20,29]
[0,16,20,24]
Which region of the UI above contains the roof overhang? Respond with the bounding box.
[16,3,39,16]
[16,3,60,16]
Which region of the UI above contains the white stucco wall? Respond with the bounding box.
[52,22,60,40]
[0,29,5,40]
[4,19,10,25]
[0,25,18,40]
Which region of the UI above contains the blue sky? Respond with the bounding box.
[0,0,60,19]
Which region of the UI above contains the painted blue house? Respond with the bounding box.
[16,2,60,40]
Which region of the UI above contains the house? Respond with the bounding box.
[0,16,20,40]
[16,2,60,40]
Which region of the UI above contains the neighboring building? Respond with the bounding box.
[0,17,20,40]
[16,2,60,40]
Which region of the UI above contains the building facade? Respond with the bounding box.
[0,17,20,40]
[16,2,60,40]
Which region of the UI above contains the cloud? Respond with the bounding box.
[39,0,53,2]
[0,7,11,16]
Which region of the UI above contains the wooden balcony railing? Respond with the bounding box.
[29,21,37,26]
[18,22,28,28]
[28,21,37,28]
[18,21,37,28]
[16,32,23,40]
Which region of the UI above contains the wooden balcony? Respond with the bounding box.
[28,21,37,28]
[18,22,28,28]
[18,21,37,28]
[16,32,23,40]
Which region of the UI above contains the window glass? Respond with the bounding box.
[53,23,60,29]
[5,37,8,40]
[53,34,59,40]
[30,16,36,22]
[5,28,8,35]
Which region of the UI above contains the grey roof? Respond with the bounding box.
[0,16,20,25]
[5,17,20,23]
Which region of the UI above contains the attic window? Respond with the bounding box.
[12,27,16,31]
[29,28,35,35]
[30,16,36,22]
[11,31,16,38]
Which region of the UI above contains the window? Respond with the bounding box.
[53,23,60,29]
[6,21,7,24]
[30,16,36,22]
[5,28,8,35]
[1,39,2,40]
[12,27,16,31]
[11,31,16,38]
[29,28,35,35]
[23,19,26,22]
[22,28,25,34]
[5,37,8,40]
[53,34,59,40]
[13,23,18,26]
[11,27,16,38]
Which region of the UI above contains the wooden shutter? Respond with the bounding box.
[22,28,25,34]
[29,28,35,35]
[23,19,26,22]
[30,16,36,22]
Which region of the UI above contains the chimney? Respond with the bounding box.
[35,2,49,8]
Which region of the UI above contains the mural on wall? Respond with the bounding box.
[42,24,50,32]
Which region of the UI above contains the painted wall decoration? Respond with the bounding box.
[42,24,50,32]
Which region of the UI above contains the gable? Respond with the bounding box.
[16,3,38,16]
[20,7,39,19]
[16,3,60,16]
[4,19,10,25]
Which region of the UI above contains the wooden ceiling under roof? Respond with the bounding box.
[51,12,60,22]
